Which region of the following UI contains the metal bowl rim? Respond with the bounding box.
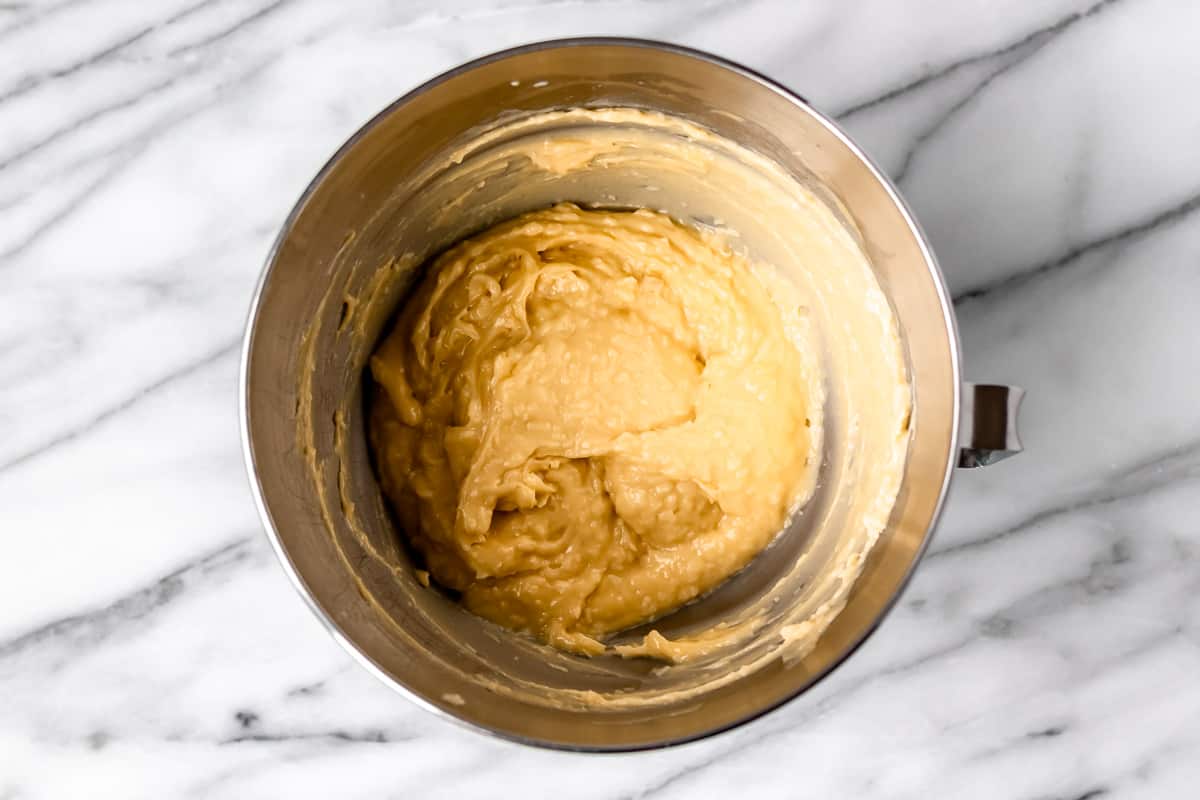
[238,35,963,752]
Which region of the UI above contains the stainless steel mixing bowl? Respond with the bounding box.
[240,38,1022,750]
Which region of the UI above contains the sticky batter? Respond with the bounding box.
[369,203,822,655]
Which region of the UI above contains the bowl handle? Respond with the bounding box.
[957,383,1025,468]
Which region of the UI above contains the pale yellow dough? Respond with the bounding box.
[369,203,822,655]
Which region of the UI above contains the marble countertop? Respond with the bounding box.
[4,0,1199,796]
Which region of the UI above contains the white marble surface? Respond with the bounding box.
[3,0,1199,796]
